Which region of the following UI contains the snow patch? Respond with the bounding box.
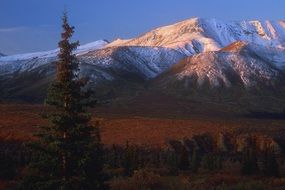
[0,40,108,62]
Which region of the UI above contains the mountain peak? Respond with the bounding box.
[108,17,285,56]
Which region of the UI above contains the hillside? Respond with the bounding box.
[1,18,285,112]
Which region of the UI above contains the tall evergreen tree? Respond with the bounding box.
[241,146,259,175]
[178,146,189,170]
[190,149,200,173]
[20,12,105,190]
[262,147,279,177]
[123,141,135,177]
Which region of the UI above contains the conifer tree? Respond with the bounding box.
[190,149,200,173]
[123,141,135,176]
[20,12,105,190]
[201,153,223,171]
[241,145,259,175]
[178,146,189,170]
[262,147,279,177]
[110,144,119,168]
[165,150,178,169]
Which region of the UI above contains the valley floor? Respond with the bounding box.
[1,103,285,189]
[0,103,285,147]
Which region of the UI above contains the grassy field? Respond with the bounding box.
[1,103,285,147]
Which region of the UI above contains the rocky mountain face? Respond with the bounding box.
[153,41,285,89]
[1,18,285,110]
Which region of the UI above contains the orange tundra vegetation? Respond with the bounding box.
[1,104,285,147]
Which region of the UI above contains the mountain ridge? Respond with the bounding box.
[1,17,285,111]
[107,18,285,55]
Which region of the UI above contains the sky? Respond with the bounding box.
[0,0,285,55]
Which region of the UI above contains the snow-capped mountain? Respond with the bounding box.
[2,18,285,78]
[108,18,285,55]
[1,17,285,106]
[0,40,108,62]
[154,41,285,89]
[0,40,108,75]
[80,46,185,80]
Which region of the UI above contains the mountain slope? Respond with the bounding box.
[155,42,284,88]
[80,46,185,79]
[108,18,285,55]
[0,40,108,62]
[0,45,185,101]
[0,40,109,76]
[2,18,285,78]
[2,18,285,110]
[151,41,285,111]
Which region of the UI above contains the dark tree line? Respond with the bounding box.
[0,135,282,189]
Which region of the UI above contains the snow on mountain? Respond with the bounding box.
[3,18,285,78]
[108,18,285,56]
[221,41,285,69]
[0,40,108,62]
[0,45,185,101]
[155,42,284,89]
[75,40,109,55]
[80,46,185,79]
[177,52,279,88]
[2,17,285,102]
[0,40,108,75]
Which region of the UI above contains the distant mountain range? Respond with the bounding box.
[1,18,285,112]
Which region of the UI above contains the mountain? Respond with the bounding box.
[108,18,285,55]
[0,40,108,75]
[80,46,185,80]
[0,40,108,101]
[1,18,285,111]
[151,41,285,111]
[154,41,285,88]
[2,18,285,77]
[0,42,185,101]
[0,53,5,57]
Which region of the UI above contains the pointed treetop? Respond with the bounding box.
[61,10,75,41]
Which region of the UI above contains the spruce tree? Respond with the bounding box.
[190,149,200,173]
[178,146,189,170]
[241,146,259,175]
[262,147,279,177]
[123,141,135,177]
[20,12,105,190]
[201,153,223,171]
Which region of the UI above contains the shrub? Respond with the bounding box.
[110,169,164,190]
[0,155,17,180]
[201,153,223,171]
[190,149,200,173]
[241,146,259,175]
[261,147,279,177]
[234,180,266,190]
